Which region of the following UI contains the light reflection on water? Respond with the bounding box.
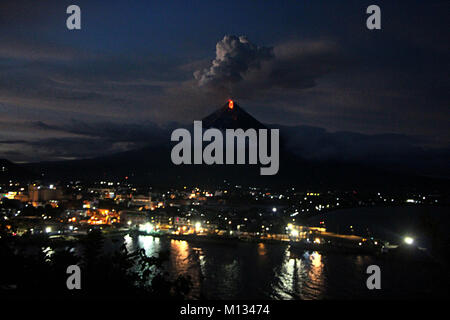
[270,248,325,300]
[122,236,328,299]
[115,235,447,299]
[170,240,190,273]
[305,251,325,299]
[257,243,267,256]
[138,235,160,253]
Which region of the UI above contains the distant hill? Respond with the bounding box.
[0,159,38,183]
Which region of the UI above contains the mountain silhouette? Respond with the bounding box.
[0,159,38,183]
[14,101,448,190]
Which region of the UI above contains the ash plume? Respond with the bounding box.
[194,35,342,98]
[194,35,274,91]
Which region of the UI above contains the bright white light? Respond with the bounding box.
[139,223,153,234]
[45,227,52,233]
[404,236,414,245]
[195,222,201,230]
[272,207,277,212]
[291,229,299,237]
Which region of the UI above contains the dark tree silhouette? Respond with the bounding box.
[0,229,192,299]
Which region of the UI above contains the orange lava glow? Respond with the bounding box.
[228,99,234,109]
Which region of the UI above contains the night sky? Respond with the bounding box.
[0,0,448,162]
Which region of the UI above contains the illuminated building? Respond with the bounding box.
[130,194,153,207]
[28,184,63,202]
[86,208,120,225]
[120,210,150,226]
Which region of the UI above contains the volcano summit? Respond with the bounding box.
[202,99,267,130]
[170,100,279,175]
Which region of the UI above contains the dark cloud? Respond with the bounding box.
[0,119,175,162]
[281,125,423,160]
[0,120,172,162]
[31,120,170,145]
[0,39,84,62]
[0,0,62,28]
[279,125,450,177]
[0,140,28,144]
[28,137,132,160]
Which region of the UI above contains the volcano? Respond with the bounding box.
[202,100,267,130]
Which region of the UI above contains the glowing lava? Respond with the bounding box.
[228,99,234,109]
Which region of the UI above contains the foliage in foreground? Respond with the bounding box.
[0,230,192,299]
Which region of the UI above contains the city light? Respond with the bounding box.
[404,236,414,245]
[45,227,52,233]
[291,229,299,237]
